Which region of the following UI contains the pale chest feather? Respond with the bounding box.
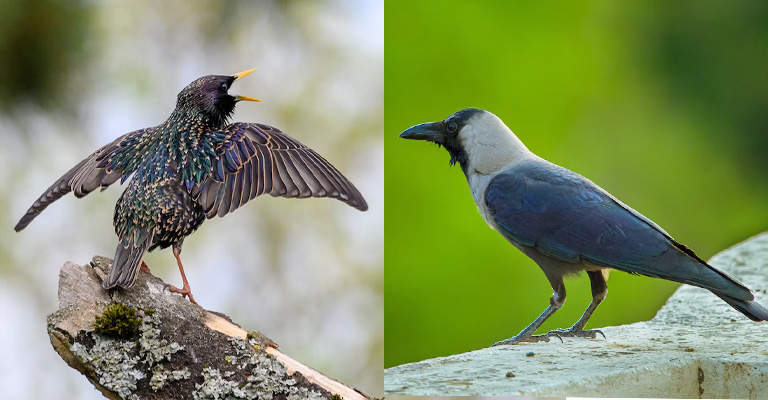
[454,119,537,231]
[465,155,539,232]
[467,172,496,228]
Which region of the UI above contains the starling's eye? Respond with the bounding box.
[446,120,459,134]
[221,83,228,92]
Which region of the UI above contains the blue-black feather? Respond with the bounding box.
[485,160,753,300]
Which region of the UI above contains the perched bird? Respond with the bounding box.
[400,107,767,345]
[15,69,367,304]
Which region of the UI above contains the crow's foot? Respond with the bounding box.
[545,327,605,340]
[492,332,563,346]
[493,328,605,346]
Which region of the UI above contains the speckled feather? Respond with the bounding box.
[15,73,368,291]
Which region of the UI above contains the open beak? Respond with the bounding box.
[231,68,262,102]
[232,68,257,80]
[234,95,262,102]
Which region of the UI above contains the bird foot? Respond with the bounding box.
[167,284,198,305]
[545,327,605,340]
[492,328,605,346]
[493,333,563,346]
[140,261,151,273]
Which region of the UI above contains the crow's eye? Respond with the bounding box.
[446,120,458,133]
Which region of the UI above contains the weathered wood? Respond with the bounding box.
[47,256,369,400]
[385,233,768,398]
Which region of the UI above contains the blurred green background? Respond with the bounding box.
[1,0,382,397]
[385,0,768,368]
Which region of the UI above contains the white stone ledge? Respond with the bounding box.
[385,233,768,398]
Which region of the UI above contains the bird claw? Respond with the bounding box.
[167,283,198,305]
[492,332,561,346]
[140,261,151,274]
[547,332,564,342]
[492,328,604,346]
[545,327,605,340]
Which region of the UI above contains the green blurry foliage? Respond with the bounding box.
[385,0,768,368]
[641,2,768,172]
[0,0,92,110]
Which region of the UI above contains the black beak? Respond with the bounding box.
[399,122,444,143]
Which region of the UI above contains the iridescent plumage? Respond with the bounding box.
[15,70,367,303]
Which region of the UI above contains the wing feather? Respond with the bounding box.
[485,160,752,300]
[193,122,367,217]
[15,128,152,231]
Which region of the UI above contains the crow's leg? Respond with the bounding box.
[493,279,566,346]
[545,269,608,340]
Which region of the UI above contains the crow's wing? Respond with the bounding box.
[484,160,752,301]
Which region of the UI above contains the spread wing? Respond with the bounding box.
[15,128,152,231]
[484,160,752,301]
[193,122,368,218]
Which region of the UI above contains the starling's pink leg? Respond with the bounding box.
[140,261,151,273]
[167,246,197,305]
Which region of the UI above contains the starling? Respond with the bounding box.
[15,69,368,304]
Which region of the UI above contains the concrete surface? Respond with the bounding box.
[385,233,768,398]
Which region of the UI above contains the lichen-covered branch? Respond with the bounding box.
[47,256,369,400]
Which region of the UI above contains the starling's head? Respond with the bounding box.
[175,68,261,126]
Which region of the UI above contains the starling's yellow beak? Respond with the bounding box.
[235,95,262,102]
[231,69,262,102]
[232,68,257,81]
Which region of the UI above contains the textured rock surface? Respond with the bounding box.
[48,256,368,400]
[385,233,768,398]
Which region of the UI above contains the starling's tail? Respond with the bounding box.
[103,229,154,289]
[714,292,768,322]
